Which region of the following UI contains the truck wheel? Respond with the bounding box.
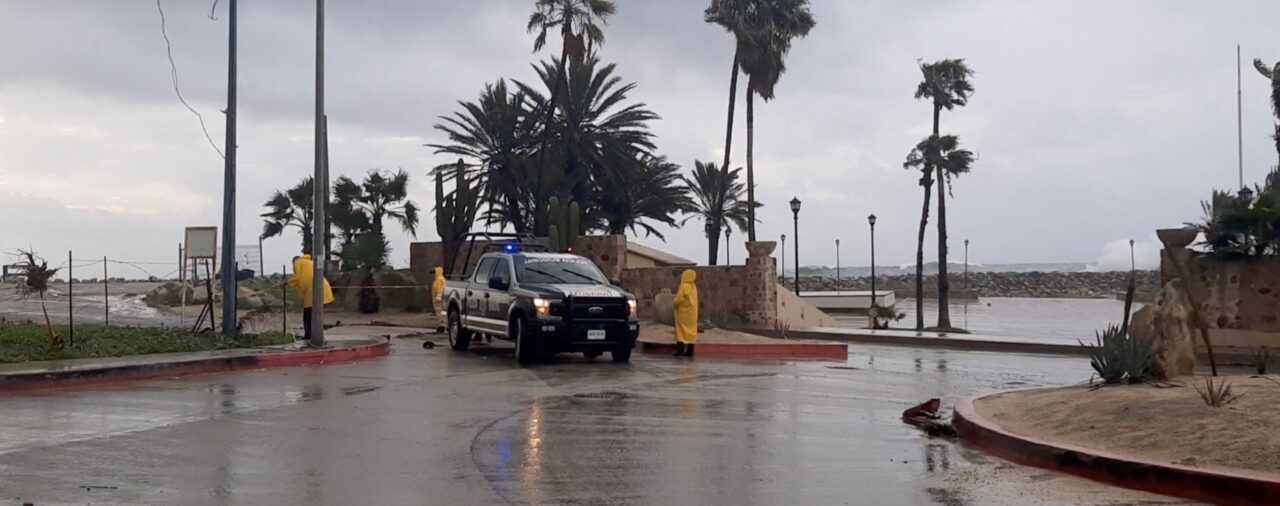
[448,310,471,351]
[611,344,632,363]
[513,316,538,364]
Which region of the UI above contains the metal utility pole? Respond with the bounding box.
[219,0,239,336]
[1238,44,1244,189]
[103,256,109,326]
[834,239,840,291]
[310,0,327,347]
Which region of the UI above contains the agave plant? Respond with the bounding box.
[1192,376,1241,407]
[1080,324,1154,384]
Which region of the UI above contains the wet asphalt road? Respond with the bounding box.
[0,339,1193,505]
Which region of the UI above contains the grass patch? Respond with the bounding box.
[0,323,294,364]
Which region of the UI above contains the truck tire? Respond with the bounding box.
[448,310,471,351]
[611,343,632,363]
[513,316,538,364]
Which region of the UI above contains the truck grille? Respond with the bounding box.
[568,297,628,320]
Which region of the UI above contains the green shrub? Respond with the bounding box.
[1079,323,1155,384]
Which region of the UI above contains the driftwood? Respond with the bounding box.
[902,398,957,438]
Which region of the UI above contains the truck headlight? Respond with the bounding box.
[533,298,551,317]
[627,299,637,316]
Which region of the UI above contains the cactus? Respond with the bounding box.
[546,197,580,252]
[435,159,480,275]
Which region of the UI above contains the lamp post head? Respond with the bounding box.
[867,213,876,227]
[835,239,840,247]
[790,197,802,216]
[1239,186,1255,200]
[964,239,969,247]
[726,227,731,239]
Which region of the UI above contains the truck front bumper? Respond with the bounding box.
[530,319,639,353]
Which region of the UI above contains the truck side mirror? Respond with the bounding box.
[488,276,509,291]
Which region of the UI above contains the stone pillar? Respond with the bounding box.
[742,241,778,327]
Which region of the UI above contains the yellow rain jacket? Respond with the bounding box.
[431,267,446,320]
[673,269,698,344]
[288,254,334,308]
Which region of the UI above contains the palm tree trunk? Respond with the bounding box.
[721,51,739,180]
[915,176,932,330]
[745,82,757,242]
[932,105,952,329]
[708,222,721,266]
[38,292,59,350]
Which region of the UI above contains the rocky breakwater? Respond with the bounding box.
[793,270,1159,299]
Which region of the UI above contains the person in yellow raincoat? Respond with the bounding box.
[288,250,334,342]
[672,269,698,357]
[431,267,446,333]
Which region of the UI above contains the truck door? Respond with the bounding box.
[467,258,497,333]
[487,257,514,335]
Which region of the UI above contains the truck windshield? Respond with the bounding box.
[515,257,609,285]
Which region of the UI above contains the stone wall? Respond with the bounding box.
[620,241,778,328]
[411,235,628,284]
[574,235,627,280]
[1161,252,1280,332]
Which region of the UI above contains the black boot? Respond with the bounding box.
[673,343,686,356]
[684,344,695,357]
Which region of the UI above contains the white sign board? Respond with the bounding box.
[185,227,218,259]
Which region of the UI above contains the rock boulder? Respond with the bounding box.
[1131,279,1198,378]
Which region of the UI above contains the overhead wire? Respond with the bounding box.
[156,0,225,159]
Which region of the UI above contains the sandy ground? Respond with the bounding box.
[976,376,1280,476]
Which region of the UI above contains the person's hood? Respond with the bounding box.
[433,267,443,279]
[297,254,312,261]
[680,270,696,284]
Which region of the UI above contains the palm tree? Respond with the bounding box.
[1253,58,1280,166]
[734,0,815,242]
[527,0,617,235]
[260,177,314,251]
[431,80,539,233]
[517,56,659,225]
[684,160,752,264]
[330,175,370,261]
[354,169,420,238]
[904,135,974,328]
[595,154,695,238]
[704,0,751,195]
[913,58,974,329]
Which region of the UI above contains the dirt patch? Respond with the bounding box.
[975,376,1280,476]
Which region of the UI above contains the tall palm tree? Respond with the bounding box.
[914,58,974,329]
[527,0,616,235]
[1253,58,1280,166]
[595,154,695,238]
[684,160,752,264]
[431,80,539,233]
[734,0,815,242]
[904,135,974,328]
[354,169,420,238]
[260,177,314,251]
[704,0,751,194]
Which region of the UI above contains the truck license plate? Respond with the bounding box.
[587,329,607,340]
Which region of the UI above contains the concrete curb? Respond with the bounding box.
[755,329,1087,356]
[0,339,391,394]
[953,390,1280,505]
[638,341,847,360]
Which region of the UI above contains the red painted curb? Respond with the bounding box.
[953,390,1280,506]
[638,341,847,360]
[0,340,391,394]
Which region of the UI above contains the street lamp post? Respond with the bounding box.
[790,197,802,295]
[868,214,877,316]
[725,227,732,265]
[1129,239,1136,273]
[835,239,841,293]
[964,239,970,290]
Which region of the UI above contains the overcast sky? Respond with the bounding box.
[3,0,1280,278]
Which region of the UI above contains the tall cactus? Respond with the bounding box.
[435,159,480,275]
[547,196,581,252]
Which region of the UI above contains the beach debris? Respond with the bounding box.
[902,398,957,438]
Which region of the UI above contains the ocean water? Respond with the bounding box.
[833,297,1140,346]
